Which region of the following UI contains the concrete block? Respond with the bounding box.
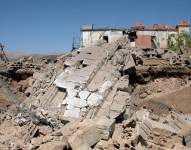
[139,128,148,140]
[66,104,75,110]
[54,79,77,90]
[67,89,78,97]
[64,59,76,67]
[67,74,89,84]
[63,108,80,118]
[65,96,88,108]
[98,81,112,93]
[110,103,125,112]
[87,93,103,107]
[185,134,191,143]
[109,100,126,119]
[135,109,149,122]
[109,111,122,119]
[143,119,153,130]
[68,124,101,150]
[96,116,115,140]
[33,72,47,81]
[123,55,135,72]
[79,90,91,100]
[186,140,191,148]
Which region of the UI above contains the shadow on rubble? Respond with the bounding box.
[123,66,191,86]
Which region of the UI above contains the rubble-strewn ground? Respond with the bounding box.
[1,36,191,150]
[132,77,191,114]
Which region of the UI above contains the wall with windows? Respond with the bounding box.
[81,30,123,47]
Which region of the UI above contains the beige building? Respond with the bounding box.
[80,21,190,49]
[133,21,190,49]
[80,25,125,47]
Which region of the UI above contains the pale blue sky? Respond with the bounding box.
[0,0,190,53]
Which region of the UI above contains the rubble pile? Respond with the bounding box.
[1,35,191,149]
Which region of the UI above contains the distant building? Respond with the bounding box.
[80,21,190,49]
[133,20,190,49]
[80,25,126,48]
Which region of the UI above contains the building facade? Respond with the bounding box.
[80,25,125,48]
[80,21,190,49]
[133,21,190,49]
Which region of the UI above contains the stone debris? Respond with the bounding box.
[1,34,191,149]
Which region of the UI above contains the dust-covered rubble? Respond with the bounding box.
[1,35,191,149]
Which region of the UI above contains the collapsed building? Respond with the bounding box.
[0,22,191,150]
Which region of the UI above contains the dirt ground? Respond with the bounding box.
[151,86,191,114]
[0,89,12,110]
[132,77,191,116]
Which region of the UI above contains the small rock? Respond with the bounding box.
[139,92,147,99]
[51,132,63,136]
[6,115,12,120]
